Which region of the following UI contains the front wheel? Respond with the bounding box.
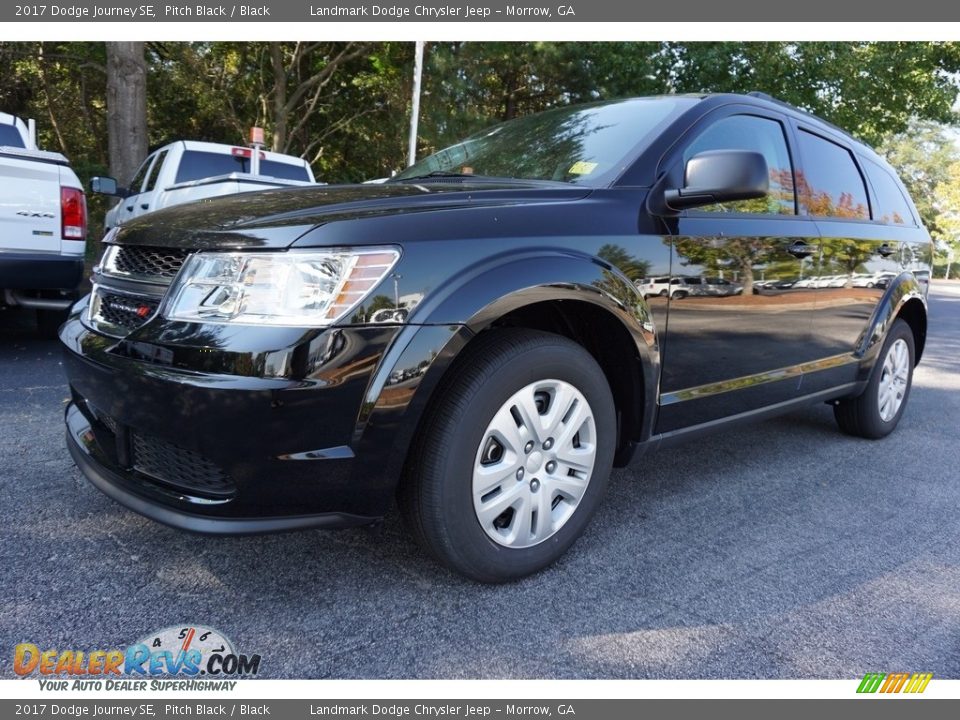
[400,329,616,582]
[834,318,915,439]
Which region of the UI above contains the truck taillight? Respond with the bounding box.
[61,187,87,240]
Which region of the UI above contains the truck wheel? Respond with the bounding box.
[36,308,68,339]
[400,329,616,583]
[834,318,914,439]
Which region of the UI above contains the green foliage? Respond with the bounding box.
[878,120,960,239]
[2,40,959,243]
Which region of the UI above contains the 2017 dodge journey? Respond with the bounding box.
[61,93,930,582]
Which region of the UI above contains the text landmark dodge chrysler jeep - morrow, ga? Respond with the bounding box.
[61,94,930,582]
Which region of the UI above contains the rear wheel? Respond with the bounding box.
[834,318,914,439]
[400,329,616,582]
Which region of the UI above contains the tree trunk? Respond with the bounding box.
[739,259,754,295]
[106,42,147,187]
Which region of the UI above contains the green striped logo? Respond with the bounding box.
[857,672,932,694]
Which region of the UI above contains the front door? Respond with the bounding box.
[655,112,822,434]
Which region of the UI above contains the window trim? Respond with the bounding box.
[143,149,168,193]
[791,123,874,224]
[859,154,919,228]
[670,110,800,220]
[128,154,156,196]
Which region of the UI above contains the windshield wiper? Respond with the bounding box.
[389,172,569,186]
[389,171,479,183]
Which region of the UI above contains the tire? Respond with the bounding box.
[834,318,915,439]
[36,308,68,339]
[658,289,668,297]
[399,329,616,583]
[673,290,688,299]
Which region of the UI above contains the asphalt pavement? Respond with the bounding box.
[1,284,958,679]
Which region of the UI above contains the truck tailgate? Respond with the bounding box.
[0,152,61,254]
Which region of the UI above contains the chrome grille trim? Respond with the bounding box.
[101,244,190,284]
[87,283,163,338]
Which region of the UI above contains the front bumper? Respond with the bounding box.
[60,312,408,529]
[66,404,375,533]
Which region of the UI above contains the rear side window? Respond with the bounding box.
[144,150,168,192]
[0,124,26,148]
[175,150,310,184]
[797,131,869,220]
[683,115,796,215]
[863,158,914,225]
[260,159,311,182]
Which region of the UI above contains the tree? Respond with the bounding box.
[661,42,960,145]
[934,160,960,278]
[106,42,147,186]
[597,244,651,282]
[878,121,959,239]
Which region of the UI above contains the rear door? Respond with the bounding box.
[790,127,909,394]
[656,109,822,434]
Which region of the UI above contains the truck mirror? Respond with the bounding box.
[91,176,122,197]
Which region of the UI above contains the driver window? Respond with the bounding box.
[128,156,154,195]
[683,115,796,215]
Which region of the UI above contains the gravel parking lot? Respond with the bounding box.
[1,284,958,679]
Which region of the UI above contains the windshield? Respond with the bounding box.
[393,97,693,186]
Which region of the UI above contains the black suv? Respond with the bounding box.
[62,94,930,582]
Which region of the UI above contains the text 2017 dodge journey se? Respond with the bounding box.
[62,93,930,582]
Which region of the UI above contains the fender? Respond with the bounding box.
[351,251,662,499]
[855,272,927,377]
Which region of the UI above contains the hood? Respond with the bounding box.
[112,181,592,250]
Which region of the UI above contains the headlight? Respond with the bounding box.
[163,247,400,326]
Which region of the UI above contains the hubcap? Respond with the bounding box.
[472,379,597,549]
[877,338,910,422]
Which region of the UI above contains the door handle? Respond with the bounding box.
[140,203,149,210]
[125,205,134,211]
[878,243,896,257]
[786,240,816,259]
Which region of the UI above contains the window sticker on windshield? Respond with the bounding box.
[568,161,598,175]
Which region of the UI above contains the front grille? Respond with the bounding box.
[132,434,235,498]
[95,291,160,332]
[109,245,190,282]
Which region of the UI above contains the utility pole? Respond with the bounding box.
[407,41,425,167]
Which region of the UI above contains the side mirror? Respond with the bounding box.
[91,176,126,197]
[664,150,769,211]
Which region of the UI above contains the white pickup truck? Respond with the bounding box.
[94,140,315,230]
[0,112,87,334]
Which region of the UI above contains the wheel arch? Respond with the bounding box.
[895,297,927,365]
[856,273,927,367]
[355,254,662,499]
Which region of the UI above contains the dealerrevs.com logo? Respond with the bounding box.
[14,625,261,691]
